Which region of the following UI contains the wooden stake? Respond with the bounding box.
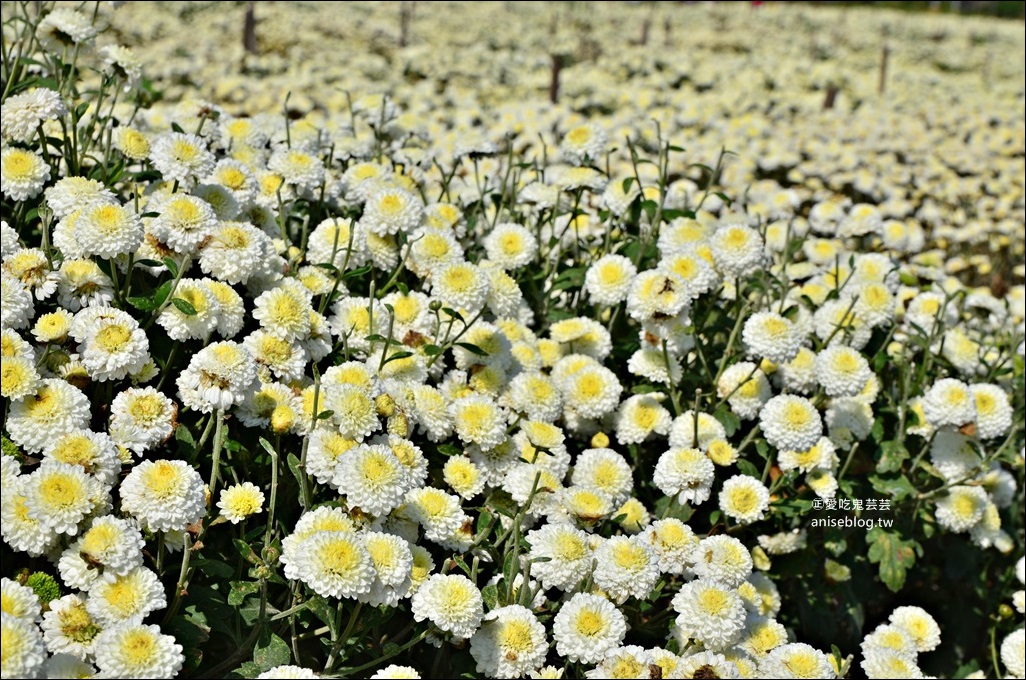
[549,54,563,105]
[243,2,257,55]
[878,45,889,95]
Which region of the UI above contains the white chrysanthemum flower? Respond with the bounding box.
[1,478,60,556]
[507,372,564,422]
[553,593,626,664]
[302,429,357,486]
[2,88,66,143]
[207,159,258,207]
[743,311,804,364]
[56,259,115,311]
[625,269,692,322]
[120,459,206,533]
[93,622,184,679]
[691,535,753,588]
[571,448,634,507]
[177,341,258,413]
[369,665,420,680]
[668,412,727,451]
[32,308,73,343]
[150,193,219,254]
[441,456,485,500]
[483,223,537,270]
[450,394,507,451]
[110,387,176,455]
[361,187,423,236]
[402,486,467,545]
[560,123,607,164]
[760,643,836,679]
[115,126,150,161]
[549,317,611,360]
[1,147,50,202]
[654,447,716,505]
[1,354,39,401]
[525,523,593,592]
[779,436,836,474]
[756,529,807,557]
[268,148,324,192]
[717,362,771,421]
[759,395,822,452]
[1,577,39,622]
[1001,628,1025,679]
[640,518,697,575]
[739,614,789,658]
[593,535,660,604]
[406,226,462,278]
[813,298,872,350]
[244,330,307,383]
[615,394,672,445]
[585,255,637,306]
[1,272,34,329]
[45,652,96,678]
[46,177,114,220]
[710,222,764,278]
[470,604,548,679]
[334,444,408,516]
[239,380,305,434]
[675,649,741,679]
[4,249,58,304]
[150,132,215,188]
[970,384,1013,440]
[252,279,313,341]
[294,530,375,599]
[257,665,320,679]
[431,261,491,313]
[77,308,150,382]
[411,574,483,640]
[719,475,771,525]
[661,248,720,297]
[672,579,746,651]
[86,566,166,625]
[584,645,656,679]
[35,7,96,47]
[626,346,683,386]
[922,378,976,429]
[217,482,265,524]
[815,346,872,398]
[279,507,358,581]
[199,220,273,284]
[40,593,101,658]
[1,612,47,678]
[59,515,143,590]
[935,485,988,533]
[560,364,622,420]
[22,459,102,536]
[329,297,387,352]
[886,606,940,654]
[158,277,222,343]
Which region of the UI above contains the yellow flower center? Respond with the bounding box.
[81,522,119,556]
[698,588,729,616]
[104,579,141,616]
[61,603,100,643]
[573,608,605,637]
[320,538,360,574]
[611,541,647,571]
[52,435,97,469]
[378,194,403,215]
[95,324,132,353]
[553,532,587,561]
[142,460,183,498]
[171,139,200,162]
[40,473,83,509]
[498,619,534,654]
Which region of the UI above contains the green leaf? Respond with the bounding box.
[713,404,741,437]
[228,580,260,606]
[162,257,180,277]
[454,342,488,356]
[866,527,917,592]
[437,443,462,457]
[232,662,263,679]
[253,630,291,671]
[172,297,198,315]
[869,473,916,502]
[127,280,173,312]
[441,307,465,322]
[736,459,760,478]
[342,265,372,280]
[286,453,304,486]
[877,441,908,474]
[382,351,414,365]
[315,410,335,421]
[481,584,499,610]
[453,555,472,576]
[422,344,442,356]
[233,539,261,566]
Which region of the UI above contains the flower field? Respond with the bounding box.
[1,1,1024,678]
